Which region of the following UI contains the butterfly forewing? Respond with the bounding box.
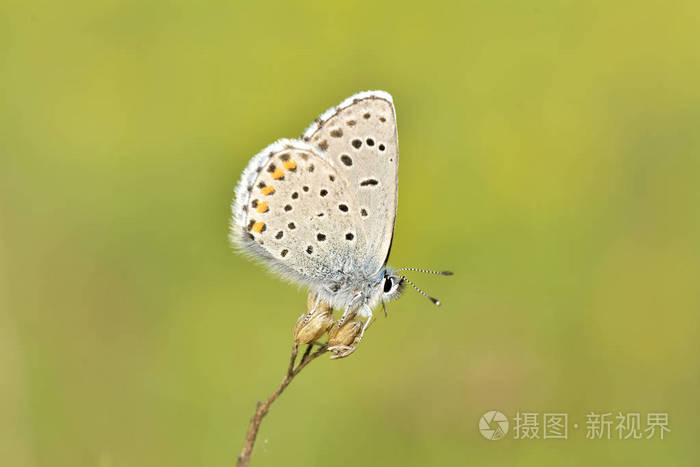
[303,92,399,276]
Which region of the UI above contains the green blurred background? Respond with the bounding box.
[1,1,699,466]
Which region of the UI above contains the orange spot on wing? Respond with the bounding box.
[252,221,265,233]
[261,185,275,195]
[283,159,296,171]
[271,167,285,179]
[256,201,268,213]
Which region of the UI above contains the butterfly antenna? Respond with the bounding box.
[395,268,453,276]
[401,276,442,306]
[381,299,388,317]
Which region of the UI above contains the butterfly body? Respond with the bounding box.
[231,91,406,322]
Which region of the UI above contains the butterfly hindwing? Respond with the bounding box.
[231,139,370,287]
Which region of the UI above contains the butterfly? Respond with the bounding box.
[230,90,451,346]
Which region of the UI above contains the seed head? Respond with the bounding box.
[328,319,363,359]
[328,320,362,348]
[293,293,333,344]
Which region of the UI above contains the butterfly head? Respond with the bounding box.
[380,268,406,303]
[382,267,454,307]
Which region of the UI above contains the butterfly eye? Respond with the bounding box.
[383,277,393,293]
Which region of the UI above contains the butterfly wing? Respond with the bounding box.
[231,139,372,289]
[302,91,399,276]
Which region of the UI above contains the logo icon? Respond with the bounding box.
[479,410,509,440]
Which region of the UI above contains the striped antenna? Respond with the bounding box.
[401,276,442,306]
[395,268,453,276]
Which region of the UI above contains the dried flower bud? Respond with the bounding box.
[305,292,333,316]
[293,310,333,344]
[304,292,321,313]
[328,320,362,348]
[293,294,333,344]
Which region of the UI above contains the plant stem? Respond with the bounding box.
[236,343,328,467]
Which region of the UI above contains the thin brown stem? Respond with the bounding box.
[299,343,313,364]
[236,343,328,467]
[286,343,299,377]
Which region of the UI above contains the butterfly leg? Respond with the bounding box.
[336,293,362,328]
[328,306,363,359]
[336,308,352,328]
[331,305,374,358]
[355,304,374,344]
[302,293,322,326]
